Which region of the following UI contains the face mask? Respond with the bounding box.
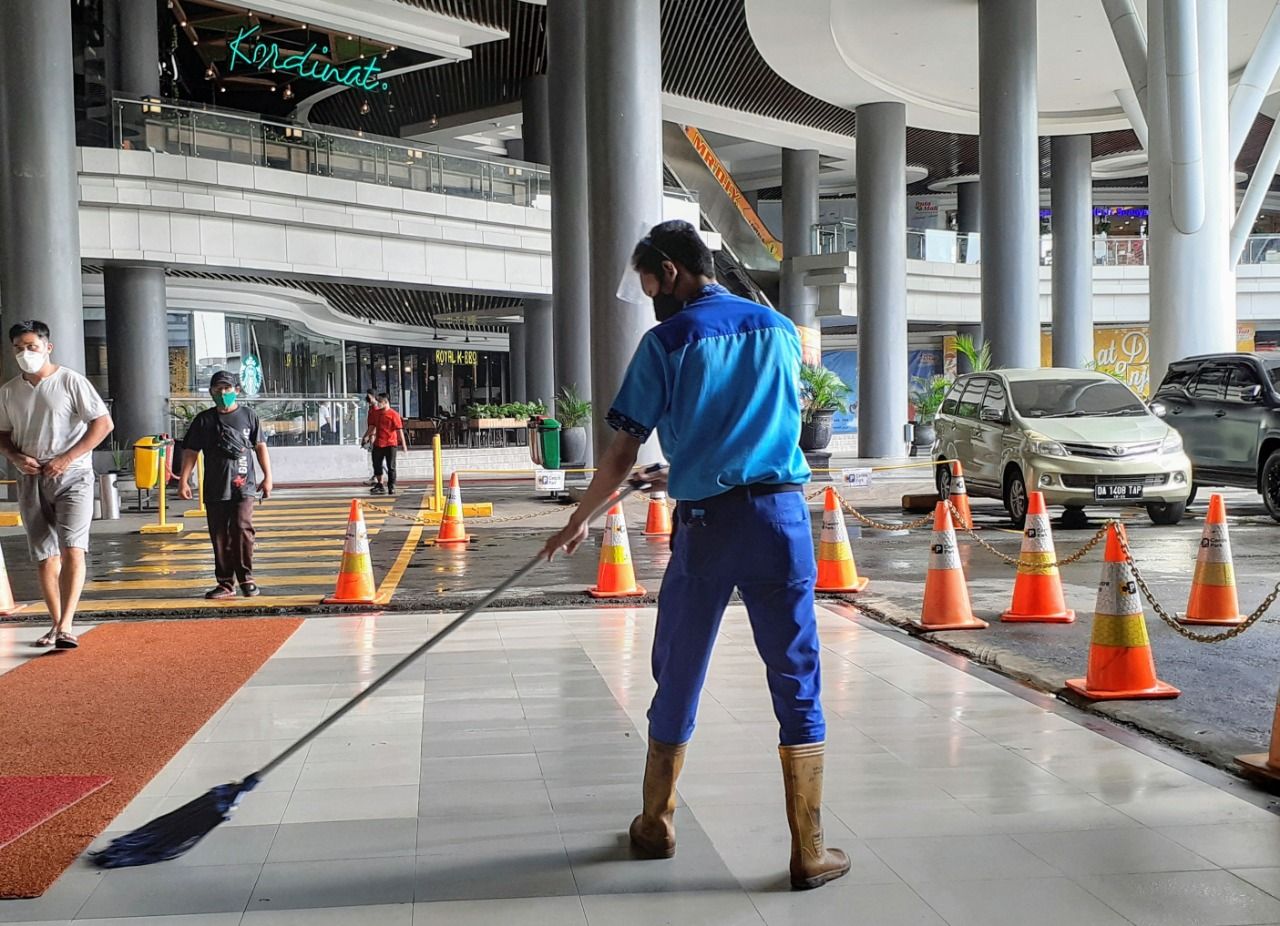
[15,349,45,375]
[218,391,237,409]
[652,291,684,323]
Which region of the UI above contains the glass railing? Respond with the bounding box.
[813,220,1280,267]
[113,96,550,207]
[166,396,366,448]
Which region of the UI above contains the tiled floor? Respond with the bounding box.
[5,605,1280,925]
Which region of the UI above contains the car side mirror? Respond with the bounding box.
[1244,384,1264,403]
[980,407,1004,424]
[1149,401,1168,418]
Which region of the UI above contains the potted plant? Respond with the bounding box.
[910,374,951,454]
[954,334,992,373]
[799,364,851,452]
[555,385,592,466]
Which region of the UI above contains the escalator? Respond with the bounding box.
[662,122,781,306]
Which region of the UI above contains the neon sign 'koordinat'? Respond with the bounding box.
[228,25,389,92]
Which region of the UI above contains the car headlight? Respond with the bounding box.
[1161,431,1183,454]
[1028,439,1069,457]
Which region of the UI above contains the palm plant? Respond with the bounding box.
[911,374,951,422]
[799,364,852,423]
[954,334,992,372]
[555,385,592,428]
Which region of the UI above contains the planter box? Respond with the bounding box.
[468,418,525,429]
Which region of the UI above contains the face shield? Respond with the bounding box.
[616,264,649,306]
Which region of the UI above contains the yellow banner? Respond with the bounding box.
[683,125,784,262]
[1238,322,1256,352]
[798,325,821,366]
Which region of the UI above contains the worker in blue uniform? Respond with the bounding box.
[543,220,849,890]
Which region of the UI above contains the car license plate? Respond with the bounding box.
[1094,484,1144,501]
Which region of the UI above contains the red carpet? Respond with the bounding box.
[0,776,111,850]
[0,618,302,898]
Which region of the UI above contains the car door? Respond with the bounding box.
[950,377,990,484]
[1220,362,1269,479]
[1178,364,1230,473]
[971,377,1009,490]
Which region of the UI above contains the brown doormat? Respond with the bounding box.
[0,617,302,898]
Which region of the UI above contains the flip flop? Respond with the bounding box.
[54,632,78,649]
[33,631,56,648]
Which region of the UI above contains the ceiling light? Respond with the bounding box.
[359,99,370,115]
[141,95,162,114]
[282,85,294,100]
[179,19,187,26]
[204,65,215,79]
[404,365,412,373]
[219,85,226,93]
[347,34,353,39]
[284,125,303,139]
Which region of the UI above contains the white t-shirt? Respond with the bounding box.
[0,367,110,472]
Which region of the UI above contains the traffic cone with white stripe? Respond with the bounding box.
[0,543,25,615]
[1179,494,1245,626]
[948,461,975,531]
[815,488,869,593]
[1001,491,1075,623]
[910,502,987,632]
[426,473,471,546]
[1237,686,1280,783]
[1065,523,1179,700]
[323,499,378,604]
[644,492,672,537]
[587,502,646,599]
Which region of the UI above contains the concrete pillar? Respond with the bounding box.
[584,0,664,462]
[547,0,593,460]
[117,0,161,97]
[0,0,86,374]
[979,0,1040,369]
[1147,0,1234,386]
[520,75,555,408]
[855,103,908,460]
[781,148,821,344]
[956,181,981,233]
[524,299,555,406]
[104,265,170,445]
[508,323,528,403]
[1050,135,1094,369]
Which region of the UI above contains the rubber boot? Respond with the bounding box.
[779,742,851,890]
[628,738,688,858]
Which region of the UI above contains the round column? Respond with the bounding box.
[979,0,1040,370]
[781,148,820,348]
[855,102,908,459]
[956,181,981,233]
[508,323,528,403]
[523,299,555,407]
[104,264,170,445]
[1050,135,1094,369]
[584,0,664,462]
[117,0,161,96]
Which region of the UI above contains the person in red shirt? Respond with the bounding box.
[362,393,407,496]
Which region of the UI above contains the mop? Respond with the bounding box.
[92,467,665,868]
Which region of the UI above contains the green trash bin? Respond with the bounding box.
[528,416,561,470]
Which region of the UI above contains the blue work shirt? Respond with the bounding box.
[606,283,812,501]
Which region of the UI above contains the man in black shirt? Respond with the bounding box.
[178,370,274,598]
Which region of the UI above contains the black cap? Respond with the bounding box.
[209,370,238,389]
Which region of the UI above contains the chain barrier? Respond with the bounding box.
[943,500,1109,569]
[1114,530,1280,643]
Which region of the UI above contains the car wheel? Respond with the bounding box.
[1263,451,1280,523]
[936,461,953,498]
[1061,506,1091,530]
[1003,467,1028,530]
[1147,501,1186,526]
[1185,484,1199,508]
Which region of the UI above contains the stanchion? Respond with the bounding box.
[183,451,207,519]
[139,438,183,535]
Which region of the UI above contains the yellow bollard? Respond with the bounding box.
[140,440,183,534]
[428,433,445,512]
[183,451,207,518]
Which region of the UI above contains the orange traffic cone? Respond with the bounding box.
[0,543,25,615]
[1065,523,1179,700]
[587,503,646,599]
[948,461,975,531]
[815,487,869,593]
[1180,494,1244,626]
[323,499,378,604]
[1001,491,1074,623]
[911,502,987,632]
[644,492,672,537]
[1237,684,1280,783]
[427,473,471,546]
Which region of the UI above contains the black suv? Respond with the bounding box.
[1151,352,1280,521]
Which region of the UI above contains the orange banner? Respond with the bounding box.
[683,125,784,261]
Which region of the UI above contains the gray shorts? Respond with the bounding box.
[17,468,94,561]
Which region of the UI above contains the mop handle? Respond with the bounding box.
[251,467,665,781]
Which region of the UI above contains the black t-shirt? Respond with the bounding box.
[184,406,262,501]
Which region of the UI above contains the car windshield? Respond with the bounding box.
[1267,359,1280,392]
[1008,379,1148,419]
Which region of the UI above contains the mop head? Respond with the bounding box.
[90,775,259,868]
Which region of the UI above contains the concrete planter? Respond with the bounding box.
[468,418,524,429]
[560,426,588,466]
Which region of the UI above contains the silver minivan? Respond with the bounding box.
[932,369,1193,527]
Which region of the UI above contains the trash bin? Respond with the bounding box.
[528,416,562,470]
[96,473,120,520]
[133,436,166,491]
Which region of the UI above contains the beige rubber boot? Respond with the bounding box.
[628,738,688,858]
[779,742,851,889]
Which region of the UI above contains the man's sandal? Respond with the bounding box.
[54,632,78,649]
[33,630,56,648]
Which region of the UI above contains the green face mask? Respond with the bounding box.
[218,391,237,409]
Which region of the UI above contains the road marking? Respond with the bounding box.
[375,490,430,604]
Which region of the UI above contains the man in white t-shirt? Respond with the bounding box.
[0,320,113,649]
